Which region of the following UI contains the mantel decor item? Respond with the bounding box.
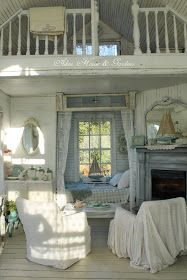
[156,111,177,144]
[131,135,145,147]
[88,156,103,181]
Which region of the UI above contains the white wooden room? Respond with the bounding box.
[0,0,187,279]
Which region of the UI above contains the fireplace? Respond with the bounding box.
[151,169,186,200]
[136,147,187,205]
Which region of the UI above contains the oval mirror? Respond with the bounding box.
[22,118,39,155]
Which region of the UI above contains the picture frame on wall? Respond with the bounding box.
[131,135,145,147]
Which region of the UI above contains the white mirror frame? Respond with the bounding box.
[22,118,40,155]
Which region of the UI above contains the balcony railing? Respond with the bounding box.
[132,0,187,55]
[0,0,187,57]
[0,0,99,56]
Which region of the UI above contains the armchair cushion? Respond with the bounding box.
[16,197,91,269]
[108,197,187,273]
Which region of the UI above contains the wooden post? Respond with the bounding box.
[184,23,187,54]
[0,28,4,56]
[82,12,86,55]
[26,14,30,55]
[73,13,77,55]
[132,0,142,54]
[164,10,169,53]
[91,0,99,56]
[173,15,179,53]
[155,11,160,53]
[35,35,39,55]
[63,13,67,55]
[44,35,49,55]
[17,14,21,55]
[54,35,58,55]
[8,21,12,55]
[145,11,150,53]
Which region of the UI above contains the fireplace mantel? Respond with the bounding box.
[136,146,187,205]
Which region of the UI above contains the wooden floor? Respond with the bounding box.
[0,219,187,280]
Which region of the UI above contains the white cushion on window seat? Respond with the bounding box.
[109,173,123,187]
[117,170,130,189]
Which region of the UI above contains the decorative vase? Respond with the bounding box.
[27,166,36,180]
[46,168,53,181]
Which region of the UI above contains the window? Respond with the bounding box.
[79,121,111,176]
[76,43,119,56]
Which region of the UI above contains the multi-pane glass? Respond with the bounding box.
[79,121,111,176]
[76,44,118,56]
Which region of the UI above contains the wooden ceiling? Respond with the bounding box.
[0,0,187,49]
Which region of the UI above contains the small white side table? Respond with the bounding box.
[63,203,117,218]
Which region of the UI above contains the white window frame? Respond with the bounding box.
[73,113,116,180]
[79,120,111,175]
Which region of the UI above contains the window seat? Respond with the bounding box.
[65,182,129,204]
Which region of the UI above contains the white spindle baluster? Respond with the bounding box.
[173,15,179,53]
[0,28,4,56]
[17,14,21,55]
[8,21,12,55]
[132,0,142,54]
[35,35,39,55]
[63,14,67,55]
[184,23,187,54]
[155,11,160,53]
[44,35,48,55]
[73,13,77,55]
[164,10,169,53]
[26,14,30,55]
[82,12,86,55]
[145,11,150,53]
[54,35,58,55]
[91,0,99,55]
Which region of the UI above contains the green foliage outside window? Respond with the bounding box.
[79,121,111,176]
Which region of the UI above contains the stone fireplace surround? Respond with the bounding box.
[136,146,187,206]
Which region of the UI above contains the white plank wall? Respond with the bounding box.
[0,219,187,279]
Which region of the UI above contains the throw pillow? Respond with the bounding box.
[117,169,130,189]
[109,173,123,187]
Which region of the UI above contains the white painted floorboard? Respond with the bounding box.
[0,219,187,280]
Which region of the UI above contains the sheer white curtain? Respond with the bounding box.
[121,108,136,209]
[0,111,4,195]
[56,111,72,207]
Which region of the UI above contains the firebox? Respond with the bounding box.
[151,169,186,200]
[136,147,187,206]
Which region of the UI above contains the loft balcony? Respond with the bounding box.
[0,0,187,78]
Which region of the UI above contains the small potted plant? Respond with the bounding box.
[5,200,19,237]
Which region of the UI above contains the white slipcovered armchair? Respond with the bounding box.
[16,197,91,269]
[108,197,187,273]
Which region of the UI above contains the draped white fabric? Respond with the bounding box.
[56,112,72,207]
[121,108,136,209]
[108,197,187,273]
[16,197,91,269]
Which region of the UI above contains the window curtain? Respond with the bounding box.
[56,111,72,207]
[0,111,4,194]
[121,106,136,210]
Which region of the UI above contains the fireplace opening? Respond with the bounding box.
[151,169,186,200]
